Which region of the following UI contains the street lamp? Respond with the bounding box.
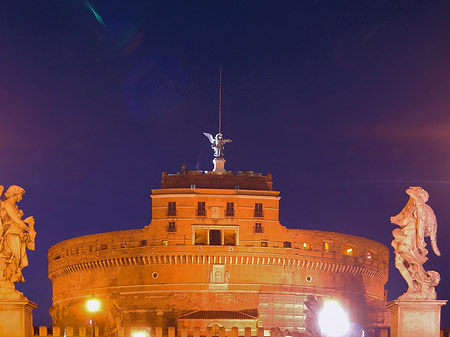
[318,300,349,337]
[87,299,100,337]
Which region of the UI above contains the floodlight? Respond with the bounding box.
[87,299,100,312]
[319,300,349,337]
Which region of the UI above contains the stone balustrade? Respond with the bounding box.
[32,325,394,337]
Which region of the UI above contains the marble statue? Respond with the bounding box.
[105,293,123,337]
[0,185,36,298]
[203,132,232,158]
[391,186,440,300]
[304,295,323,337]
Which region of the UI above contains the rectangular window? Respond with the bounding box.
[197,202,206,216]
[193,227,238,246]
[168,202,176,216]
[226,202,235,217]
[254,203,263,217]
[283,241,292,248]
[224,229,236,246]
[261,241,268,247]
[324,242,330,252]
[254,223,264,233]
[303,242,311,250]
[195,229,208,245]
[168,222,177,232]
[162,240,169,246]
[140,240,147,246]
[100,244,107,250]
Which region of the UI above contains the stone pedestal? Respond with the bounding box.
[0,298,38,337]
[387,299,447,337]
[213,157,226,173]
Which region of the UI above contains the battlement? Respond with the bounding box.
[161,170,273,191]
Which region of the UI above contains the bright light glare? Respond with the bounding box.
[319,300,349,337]
[87,299,100,312]
[132,332,149,337]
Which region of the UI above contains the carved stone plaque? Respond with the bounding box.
[211,207,220,219]
[209,264,229,291]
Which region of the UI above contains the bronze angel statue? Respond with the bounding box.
[390,186,440,300]
[203,132,232,158]
[0,185,36,298]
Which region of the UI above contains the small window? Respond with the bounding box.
[89,246,93,252]
[324,242,330,252]
[100,244,107,250]
[226,202,235,217]
[283,241,292,248]
[197,202,206,216]
[168,202,176,216]
[162,240,169,246]
[342,245,354,256]
[366,251,372,260]
[303,242,311,250]
[254,203,263,217]
[254,223,264,233]
[54,255,61,261]
[140,240,147,247]
[167,222,177,233]
[261,241,268,247]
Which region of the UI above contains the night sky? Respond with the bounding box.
[1,0,450,327]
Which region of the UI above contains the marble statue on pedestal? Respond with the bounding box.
[0,185,36,299]
[391,187,440,300]
[203,132,232,158]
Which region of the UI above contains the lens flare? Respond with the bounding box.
[319,300,349,336]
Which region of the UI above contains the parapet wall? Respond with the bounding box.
[48,228,388,282]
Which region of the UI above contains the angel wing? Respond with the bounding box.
[203,132,215,144]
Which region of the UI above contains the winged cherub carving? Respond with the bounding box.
[203,132,232,158]
[390,186,440,300]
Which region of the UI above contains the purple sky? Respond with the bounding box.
[1,0,450,327]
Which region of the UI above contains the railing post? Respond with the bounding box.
[65,326,74,337]
[244,327,252,337]
[230,327,238,337]
[168,326,176,337]
[156,327,163,337]
[194,326,201,337]
[53,326,61,336]
[257,327,264,337]
[219,327,225,337]
[39,326,47,336]
[79,326,86,336]
[206,327,213,337]
[181,326,188,337]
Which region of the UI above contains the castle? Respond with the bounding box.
[48,140,390,336]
